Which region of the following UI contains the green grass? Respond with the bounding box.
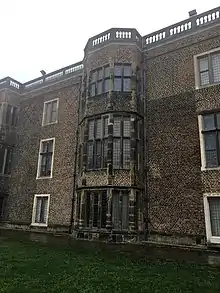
[0,237,220,293]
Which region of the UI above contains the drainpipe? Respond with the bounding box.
[69,77,82,234]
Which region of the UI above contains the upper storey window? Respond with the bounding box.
[195,49,220,88]
[42,99,59,126]
[114,64,131,92]
[89,64,132,97]
[90,66,110,97]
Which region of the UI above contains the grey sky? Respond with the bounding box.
[0,0,219,82]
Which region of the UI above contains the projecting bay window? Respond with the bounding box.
[199,113,220,169]
[113,116,131,169]
[196,49,220,88]
[83,191,107,229]
[89,66,110,97]
[87,117,108,170]
[114,64,131,92]
[37,138,55,178]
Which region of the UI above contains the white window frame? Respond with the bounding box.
[198,115,220,171]
[204,193,220,244]
[31,194,50,227]
[36,138,55,179]
[194,47,220,90]
[42,98,59,126]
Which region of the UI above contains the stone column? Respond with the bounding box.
[79,190,85,229]
[129,189,135,232]
[106,189,112,230]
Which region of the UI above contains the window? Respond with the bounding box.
[204,194,220,244]
[5,104,17,126]
[89,66,110,97]
[113,116,131,169]
[114,64,131,92]
[42,99,59,126]
[79,191,107,228]
[196,50,220,87]
[37,138,55,178]
[87,116,108,170]
[0,146,13,175]
[199,113,220,169]
[32,195,50,226]
[0,103,3,127]
[112,191,129,230]
[0,196,4,218]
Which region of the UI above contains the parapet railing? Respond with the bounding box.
[143,6,220,49]
[0,61,83,92]
[85,28,142,52]
[23,61,83,90]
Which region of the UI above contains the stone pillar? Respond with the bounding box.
[106,189,112,230]
[79,190,85,229]
[130,63,137,112]
[129,189,135,232]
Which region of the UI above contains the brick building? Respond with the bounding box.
[0,6,220,247]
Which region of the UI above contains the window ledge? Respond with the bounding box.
[201,167,220,172]
[42,121,58,127]
[36,176,53,180]
[196,82,220,90]
[31,223,48,227]
[208,237,220,244]
[0,174,11,178]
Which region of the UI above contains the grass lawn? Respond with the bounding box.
[0,236,220,293]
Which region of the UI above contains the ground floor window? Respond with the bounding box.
[112,191,129,230]
[32,195,50,226]
[204,194,220,244]
[0,196,4,218]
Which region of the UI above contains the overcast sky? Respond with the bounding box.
[0,0,219,82]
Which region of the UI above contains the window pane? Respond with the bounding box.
[199,57,209,72]
[114,65,122,76]
[113,117,121,136]
[5,105,12,125]
[35,198,42,223]
[124,65,132,77]
[114,78,122,91]
[88,120,94,140]
[87,142,93,169]
[45,102,52,124]
[212,54,220,83]
[11,107,17,126]
[0,147,5,173]
[104,79,109,93]
[104,67,110,78]
[91,72,97,83]
[90,84,96,97]
[205,150,218,168]
[85,193,90,227]
[204,132,216,150]
[95,141,101,168]
[51,101,57,123]
[98,69,103,80]
[42,141,53,153]
[112,192,120,229]
[209,197,220,236]
[200,71,210,86]
[113,139,121,169]
[4,148,13,175]
[40,197,48,223]
[101,192,107,228]
[104,117,108,137]
[122,193,129,229]
[97,81,102,95]
[95,119,101,139]
[216,113,220,129]
[123,78,131,92]
[123,139,130,169]
[103,139,108,167]
[203,114,215,131]
[93,193,99,227]
[0,197,4,216]
[123,118,130,137]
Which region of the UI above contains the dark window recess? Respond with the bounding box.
[0,197,4,217]
[113,116,131,169]
[82,191,107,229]
[199,53,220,86]
[39,140,54,177]
[202,113,220,168]
[5,105,17,126]
[34,196,49,224]
[89,66,110,97]
[112,191,129,230]
[114,64,131,92]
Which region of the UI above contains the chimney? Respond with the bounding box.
[188,9,197,17]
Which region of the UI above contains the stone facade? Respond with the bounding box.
[0,6,220,246]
